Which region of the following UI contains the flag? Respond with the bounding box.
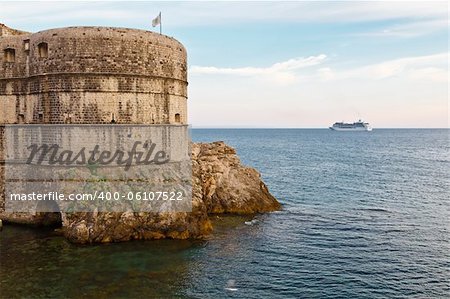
[152,12,161,27]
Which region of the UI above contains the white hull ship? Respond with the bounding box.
[330,120,372,131]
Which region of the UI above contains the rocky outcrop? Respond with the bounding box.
[0,212,61,226]
[193,141,281,214]
[62,201,213,243]
[1,142,281,243]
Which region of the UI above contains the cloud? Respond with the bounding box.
[191,52,447,84]
[189,52,448,127]
[334,53,448,82]
[190,54,327,84]
[355,19,449,38]
[0,1,447,31]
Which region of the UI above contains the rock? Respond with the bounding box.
[192,141,281,214]
[0,211,62,227]
[62,200,212,244]
[0,141,281,243]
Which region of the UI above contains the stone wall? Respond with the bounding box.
[0,25,189,217]
[0,23,29,37]
[0,26,187,124]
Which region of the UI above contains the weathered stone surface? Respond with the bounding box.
[0,24,29,37]
[62,199,212,243]
[60,141,280,243]
[0,141,280,243]
[0,26,187,124]
[193,141,281,214]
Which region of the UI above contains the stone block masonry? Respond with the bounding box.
[0,25,187,125]
[0,24,188,217]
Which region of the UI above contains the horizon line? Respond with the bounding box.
[190,127,450,129]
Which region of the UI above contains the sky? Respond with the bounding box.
[0,1,448,128]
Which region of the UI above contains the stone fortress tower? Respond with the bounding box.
[0,25,281,236]
[0,24,188,216]
[0,23,187,124]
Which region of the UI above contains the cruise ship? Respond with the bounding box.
[329,120,372,131]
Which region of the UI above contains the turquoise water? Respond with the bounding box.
[1,129,449,298]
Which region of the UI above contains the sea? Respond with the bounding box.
[0,129,448,298]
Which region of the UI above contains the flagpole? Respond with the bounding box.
[152,12,162,34]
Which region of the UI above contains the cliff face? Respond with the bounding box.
[62,203,212,243]
[193,142,281,214]
[1,142,281,243]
